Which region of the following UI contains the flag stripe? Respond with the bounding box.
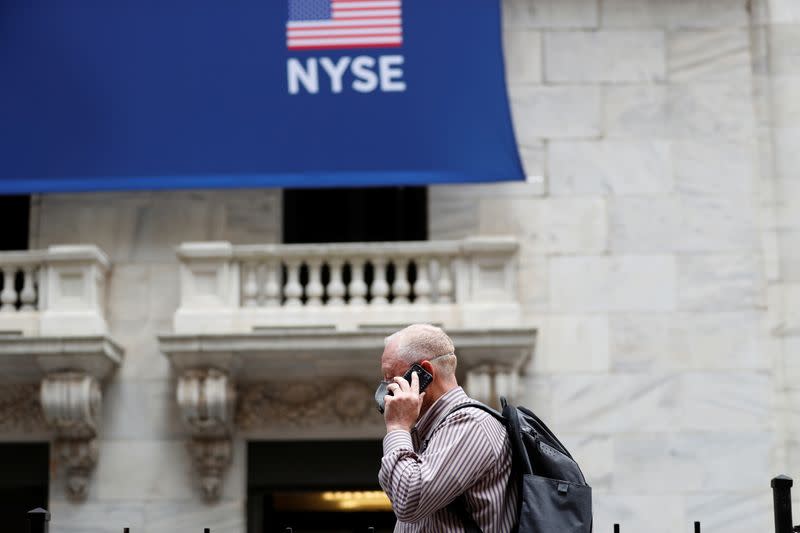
[288,35,402,46]
[333,9,401,17]
[287,18,399,28]
[331,1,400,7]
[287,42,402,51]
[288,27,400,36]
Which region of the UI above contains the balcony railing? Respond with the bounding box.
[173,237,521,334]
[0,245,110,337]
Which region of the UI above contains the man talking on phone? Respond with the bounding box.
[377,324,518,532]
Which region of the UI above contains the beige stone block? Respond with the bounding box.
[769,24,800,75]
[686,492,773,533]
[771,76,800,127]
[503,0,599,29]
[768,1,800,23]
[509,85,601,140]
[428,194,480,240]
[774,127,800,181]
[677,195,760,253]
[550,373,681,432]
[609,196,678,252]
[679,371,772,430]
[549,255,676,312]
[610,312,765,372]
[604,85,670,139]
[107,265,151,322]
[545,31,665,82]
[559,433,613,489]
[216,189,281,245]
[514,375,555,422]
[613,432,772,491]
[480,197,608,254]
[148,263,181,321]
[144,501,245,533]
[771,283,800,333]
[601,0,749,29]
[537,315,610,373]
[503,29,542,84]
[549,140,673,195]
[668,28,751,81]
[778,230,800,282]
[112,318,173,380]
[593,492,685,533]
[48,503,145,533]
[102,379,182,441]
[517,255,549,311]
[95,441,194,501]
[677,253,761,311]
[776,179,800,227]
[668,83,754,140]
[673,140,757,196]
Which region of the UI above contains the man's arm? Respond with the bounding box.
[379,413,495,523]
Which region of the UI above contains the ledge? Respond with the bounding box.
[159,327,536,383]
[0,336,124,384]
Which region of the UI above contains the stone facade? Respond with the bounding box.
[2,0,796,531]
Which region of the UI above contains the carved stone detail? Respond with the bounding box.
[464,365,519,409]
[176,368,235,500]
[0,384,47,433]
[236,379,374,429]
[40,372,102,500]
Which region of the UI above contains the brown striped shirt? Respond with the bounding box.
[379,387,518,532]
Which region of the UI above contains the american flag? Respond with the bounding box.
[286,0,403,51]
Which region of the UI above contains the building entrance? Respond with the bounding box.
[247,440,395,533]
[0,443,49,532]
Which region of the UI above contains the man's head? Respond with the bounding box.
[381,324,459,414]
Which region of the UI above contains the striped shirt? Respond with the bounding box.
[379,387,518,532]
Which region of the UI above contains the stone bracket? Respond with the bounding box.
[176,368,236,500]
[40,372,102,500]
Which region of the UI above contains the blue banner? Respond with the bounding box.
[0,0,523,193]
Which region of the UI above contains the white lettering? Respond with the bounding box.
[286,55,405,94]
[319,57,352,94]
[287,58,318,95]
[379,55,406,92]
[351,56,379,93]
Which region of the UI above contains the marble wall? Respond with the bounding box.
[24,0,799,531]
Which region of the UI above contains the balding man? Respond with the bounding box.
[377,324,518,532]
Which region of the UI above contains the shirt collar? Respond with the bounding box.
[413,386,470,444]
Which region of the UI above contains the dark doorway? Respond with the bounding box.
[0,195,30,251]
[0,443,49,533]
[282,187,426,244]
[248,440,395,533]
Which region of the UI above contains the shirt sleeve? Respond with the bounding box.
[378,412,496,523]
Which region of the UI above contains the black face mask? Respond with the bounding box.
[375,381,391,414]
[374,363,435,414]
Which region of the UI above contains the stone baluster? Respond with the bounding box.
[262,260,281,307]
[413,258,432,304]
[391,258,411,305]
[327,259,346,305]
[242,262,259,307]
[437,257,454,304]
[306,259,324,306]
[0,266,17,312]
[19,266,37,310]
[349,259,368,305]
[284,260,303,306]
[371,258,389,305]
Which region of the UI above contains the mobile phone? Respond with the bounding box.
[402,363,434,393]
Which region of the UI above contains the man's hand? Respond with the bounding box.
[383,371,425,433]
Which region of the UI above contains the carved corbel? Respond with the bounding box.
[40,372,102,500]
[465,365,519,409]
[176,368,236,500]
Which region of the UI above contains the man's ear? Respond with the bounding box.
[420,360,435,379]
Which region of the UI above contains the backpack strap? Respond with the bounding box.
[431,402,506,533]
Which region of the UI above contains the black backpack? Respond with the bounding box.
[441,397,593,533]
